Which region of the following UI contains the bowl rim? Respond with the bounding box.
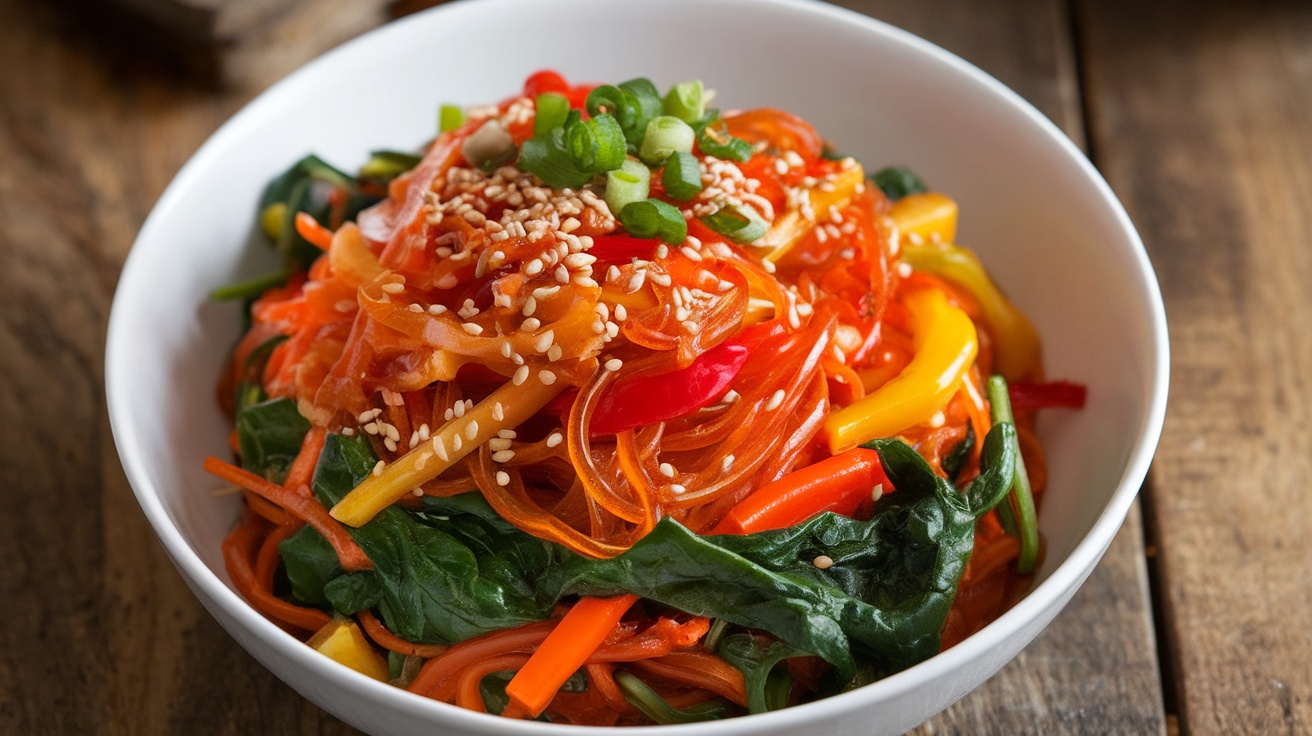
[106,0,1170,732]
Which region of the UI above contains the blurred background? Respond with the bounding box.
[2,0,1308,734]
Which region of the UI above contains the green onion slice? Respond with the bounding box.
[661,151,703,202]
[533,93,570,138]
[439,104,465,133]
[697,122,753,163]
[605,158,651,216]
[358,150,423,181]
[701,204,768,244]
[567,113,626,173]
[986,375,1040,574]
[621,198,687,245]
[639,116,695,167]
[662,79,705,124]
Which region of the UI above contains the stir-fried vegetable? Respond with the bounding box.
[204,70,1084,725]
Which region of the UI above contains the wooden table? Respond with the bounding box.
[2,0,1308,732]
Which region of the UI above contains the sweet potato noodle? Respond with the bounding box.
[209,70,1078,725]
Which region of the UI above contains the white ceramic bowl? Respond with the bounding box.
[106,0,1169,733]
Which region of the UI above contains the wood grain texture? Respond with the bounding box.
[1078,0,1312,733]
[0,0,1172,733]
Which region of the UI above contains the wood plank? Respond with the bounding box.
[1077,0,1312,733]
[821,2,1169,731]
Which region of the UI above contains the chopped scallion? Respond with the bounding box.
[618,77,664,145]
[605,158,651,216]
[621,198,687,244]
[533,93,570,139]
[697,122,753,163]
[661,151,703,202]
[358,150,423,181]
[662,79,705,124]
[566,113,626,173]
[701,204,768,244]
[639,116,695,167]
[439,104,465,133]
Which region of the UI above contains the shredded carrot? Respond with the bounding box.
[357,608,449,658]
[505,594,639,718]
[408,620,558,700]
[223,509,331,632]
[455,653,532,713]
[584,663,632,715]
[295,211,334,251]
[243,489,289,525]
[628,651,748,707]
[283,426,326,493]
[255,521,302,590]
[205,456,372,572]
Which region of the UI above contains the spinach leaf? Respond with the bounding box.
[235,396,309,483]
[279,525,340,608]
[941,421,975,482]
[717,634,807,714]
[869,166,928,200]
[297,434,559,644]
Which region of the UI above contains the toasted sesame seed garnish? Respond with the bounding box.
[464,420,479,440]
[604,358,623,372]
[613,304,628,321]
[500,340,513,358]
[680,246,703,262]
[928,411,946,428]
[659,462,676,478]
[384,437,398,452]
[766,389,785,411]
[534,330,555,353]
[722,454,735,472]
[547,344,564,362]
[655,243,669,259]
[341,427,356,436]
[872,483,884,502]
[337,300,357,313]
[722,389,740,404]
[428,304,448,315]
[649,271,672,287]
[371,460,385,477]
[554,265,570,283]
[526,259,544,276]
[363,422,380,436]
[539,370,557,386]
[453,401,466,419]
[496,471,511,486]
[591,320,606,334]
[492,402,505,421]
[489,438,513,451]
[626,271,647,292]
[412,487,425,497]
[462,322,484,335]
[381,282,405,294]
[497,429,517,439]
[451,434,463,452]
[522,317,542,331]
[546,431,564,448]
[761,259,776,274]
[813,555,835,570]
[669,483,687,495]
[717,279,735,293]
[492,450,516,463]
[561,216,581,233]
[682,320,701,334]
[522,296,537,316]
[513,365,530,385]
[606,264,621,282]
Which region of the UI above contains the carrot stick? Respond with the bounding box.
[357,609,449,658]
[586,617,709,663]
[243,489,289,525]
[408,620,558,700]
[255,521,302,590]
[504,594,639,718]
[223,509,331,632]
[283,426,327,493]
[205,456,373,572]
[712,448,888,534]
[295,211,334,251]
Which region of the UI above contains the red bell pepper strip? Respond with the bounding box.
[589,341,750,435]
[587,234,659,264]
[1007,380,1087,411]
[711,448,889,535]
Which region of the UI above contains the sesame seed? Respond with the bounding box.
[453,401,465,418]
[547,344,564,362]
[427,304,448,315]
[897,262,913,277]
[606,265,621,282]
[492,450,516,463]
[336,300,356,313]
[680,246,703,262]
[500,340,513,358]
[371,461,385,477]
[555,265,570,283]
[489,438,513,451]
[655,243,669,259]
[436,273,459,289]
[539,370,557,385]
[526,259,544,276]
[497,429,517,439]
[928,411,946,428]
[408,431,420,449]
[533,285,561,299]
[412,487,425,497]
[444,407,454,421]
[451,434,463,452]
[493,402,505,421]
[522,317,541,331]
[659,463,676,478]
[385,424,400,442]
[341,427,356,436]
[670,483,687,495]
[381,282,405,294]
[534,330,555,353]
[766,389,785,411]
[717,279,734,293]
[561,216,581,233]
[613,304,628,321]
[761,259,776,274]
[363,422,380,436]
[604,358,623,372]
[546,431,564,448]
[462,322,484,335]
[466,420,480,439]
[872,483,884,502]
[513,365,530,385]
[626,271,647,292]
[813,555,835,570]
[522,296,537,316]
[722,454,735,472]
[682,319,701,334]
[496,471,511,486]
[722,389,740,404]
[384,437,398,452]
[649,271,672,287]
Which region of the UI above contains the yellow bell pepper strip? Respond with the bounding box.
[755,164,865,263]
[330,378,564,527]
[888,191,959,245]
[306,618,391,681]
[823,288,978,453]
[901,240,1041,381]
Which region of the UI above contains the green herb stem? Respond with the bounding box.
[985,375,1040,574]
[614,670,726,724]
